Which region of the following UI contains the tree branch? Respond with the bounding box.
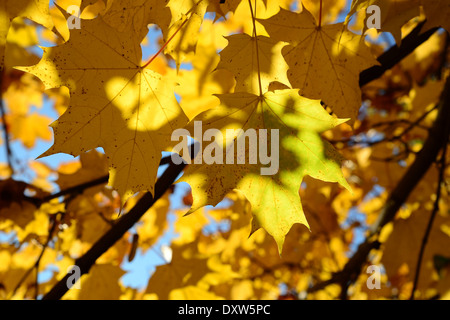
[410,133,448,300]
[308,74,450,296]
[359,22,440,87]
[9,210,64,299]
[41,151,193,300]
[0,69,14,173]
[37,12,445,302]
[308,24,448,296]
[24,152,177,207]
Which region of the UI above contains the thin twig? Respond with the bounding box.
[41,145,198,300]
[330,104,438,148]
[0,69,13,172]
[308,75,450,296]
[359,22,439,87]
[8,211,63,299]
[26,153,178,206]
[410,135,448,300]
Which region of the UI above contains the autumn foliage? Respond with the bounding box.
[0,0,449,300]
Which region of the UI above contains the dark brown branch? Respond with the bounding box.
[41,150,194,300]
[9,211,63,299]
[359,22,439,87]
[410,134,448,300]
[0,69,13,172]
[309,74,450,296]
[26,152,181,207]
[40,175,108,203]
[37,10,444,302]
[370,79,450,233]
[330,104,437,148]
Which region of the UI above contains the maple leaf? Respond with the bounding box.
[301,0,348,25]
[178,89,350,253]
[346,0,421,44]
[7,113,52,148]
[72,264,125,300]
[145,243,209,299]
[174,19,235,120]
[258,7,379,123]
[217,33,290,94]
[0,0,53,71]
[421,0,450,33]
[162,0,210,69]
[3,0,449,302]
[101,0,170,37]
[382,210,450,296]
[19,13,188,203]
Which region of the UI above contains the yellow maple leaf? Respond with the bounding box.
[19,13,188,204]
[0,0,53,71]
[178,90,349,253]
[421,0,450,33]
[145,243,209,299]
[259,7,379,123]
[382,210,450,299]
[64,263,125,300]
[217,33,290,94]
[162,0,209,68]
[7,113,52,148]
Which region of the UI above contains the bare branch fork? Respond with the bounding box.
[308,62,450,297]
[41,148,196,300]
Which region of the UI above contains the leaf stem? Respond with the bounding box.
[248,0,263,97]
[318,0,323,28]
